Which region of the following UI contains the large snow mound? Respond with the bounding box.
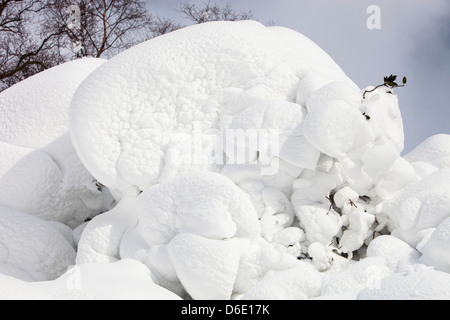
[68,20,445,299]
[0,58,114,227]
[2,20,450,300]
[70,20,355,198]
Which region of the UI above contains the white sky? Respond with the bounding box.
[146,0,450,153]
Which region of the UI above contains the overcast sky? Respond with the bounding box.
[147,0,450,154]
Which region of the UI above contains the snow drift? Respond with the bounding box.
[1,20,450,300]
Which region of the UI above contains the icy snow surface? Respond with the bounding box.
[1,20,450,299]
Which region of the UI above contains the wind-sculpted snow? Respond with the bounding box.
[1,21,450,299]
[0,58,114,227]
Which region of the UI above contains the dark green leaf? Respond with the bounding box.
[385,74,397,83]
[402,76,407,84]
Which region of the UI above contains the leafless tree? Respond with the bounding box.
[0,0,154,91]
[0,0,40,32]
[146,1,255,38]
[178,1,254,24]
[44,0,153,59]
[0,0,63,91]
[147,16,183,38]
[0,1,258,91]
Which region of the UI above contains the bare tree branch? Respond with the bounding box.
[43,0,153,59]
[178,1,254,24]
[0,0,62,90]
[147,16,182,38]
[0,1,259,91]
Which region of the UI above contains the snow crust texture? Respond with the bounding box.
[1,20,450,300]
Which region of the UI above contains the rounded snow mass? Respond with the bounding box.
[0,58,113,228]
[1,20,450,300]
[70,20,357,198]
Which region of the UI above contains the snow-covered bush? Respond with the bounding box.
[1,20,450,300]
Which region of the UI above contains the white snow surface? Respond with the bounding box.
[1,21,450,300]
[405,134,450,169]
[419,217,450,273]
[0,58,113,227]
[0,58,105,148]
[0,205,75,281]
[70,20,354,198]
[0,259,181,300]
[357,268,450,300]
